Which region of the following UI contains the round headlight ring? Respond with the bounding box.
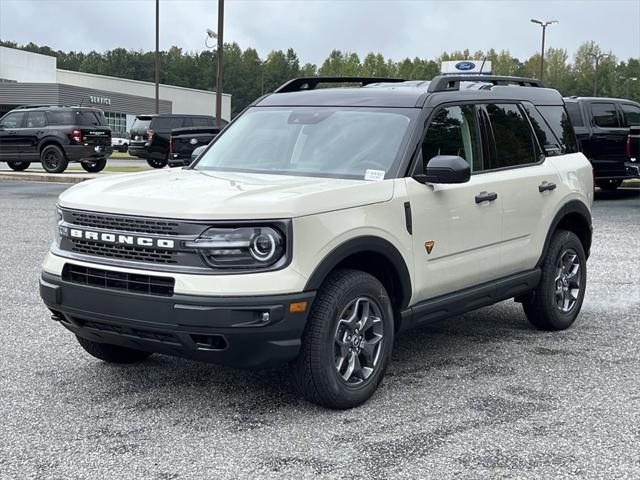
[250,233,277,261]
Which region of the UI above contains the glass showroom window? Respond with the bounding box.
[104,112,127,134]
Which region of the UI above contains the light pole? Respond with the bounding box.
[205,23,223,126]
[589,52,610,97]
[623,77,638,98]
[154,0,160,114]
[216,0,225,127]
[531,19,557,82]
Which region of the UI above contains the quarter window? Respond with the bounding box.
[485,103,537,168]
[591,103,620,128]
[422,105,482,172]
[0,111,25,128]
[621,104,640,126]
[537,106,579,154]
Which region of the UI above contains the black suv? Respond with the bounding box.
[128,114,225,168]
[564,97,640,190]
[0,105,112,173]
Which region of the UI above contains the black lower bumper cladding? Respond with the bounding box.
[40,271,315,368]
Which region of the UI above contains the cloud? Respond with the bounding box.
[1,0,638,65]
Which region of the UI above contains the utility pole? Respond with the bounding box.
[155,0,160,114]
[589,52,609,97]
[215,0,224,127]
[530,19,557,82]
[624,77,638,98]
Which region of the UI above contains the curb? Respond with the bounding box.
[0,171,101,184]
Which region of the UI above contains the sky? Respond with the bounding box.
[0,0,639,65]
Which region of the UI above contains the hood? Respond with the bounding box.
[58,168,394,220]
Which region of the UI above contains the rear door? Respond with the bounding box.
[0,111,27,160]
[406,103,504,301]
[589,102,627,177]
[485,103,563,275]
[24,111,47,160]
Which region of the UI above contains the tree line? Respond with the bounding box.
[2,40,639,116]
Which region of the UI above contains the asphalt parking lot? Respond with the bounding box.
[0,180,638,480]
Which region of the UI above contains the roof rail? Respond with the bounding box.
[14,104,80,109]
[427,75,545,93]
[274,76,406,93]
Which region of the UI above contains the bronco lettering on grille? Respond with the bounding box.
[67,228,175,249]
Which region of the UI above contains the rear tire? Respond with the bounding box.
[40,145,69,173]
[147,158,167,168]
[292,269,394,409]
[523,229,587,331]
[76,335,152,364]
[7,161,29,171]
[81,158,107,173]
[596,179,622,191]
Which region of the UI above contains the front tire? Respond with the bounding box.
[7,161,29,171]
[523,230,587,331]
[81,158,107,173]
[596,179,623,191]
[76,335,152,363]
[147,157,167,168]
[40,145,69,173]
[292,269,394,409]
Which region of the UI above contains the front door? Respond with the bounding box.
[0,111,27,160]
[407,104,503,303]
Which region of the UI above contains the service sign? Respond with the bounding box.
[441,60,492,75]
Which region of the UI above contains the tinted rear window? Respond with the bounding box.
[131,117,152,131]
[45,110,106,126]
[46,111,75,125]
[591,103,620,128]
[76,110,106,126]
[621,103,640,126]
[151,117,185,129]
[564,102,584,127]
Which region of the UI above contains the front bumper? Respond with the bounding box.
[40,271,315,368]
[64,144,113,161]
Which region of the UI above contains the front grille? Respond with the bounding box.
[63,264,175,296]
[67,211,181,235]
[70,240,178,264]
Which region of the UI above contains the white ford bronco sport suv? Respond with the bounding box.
[40,75,593,409]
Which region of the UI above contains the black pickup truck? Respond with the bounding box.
[564,97,640,190]
[128,114,227,168]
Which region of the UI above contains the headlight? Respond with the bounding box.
[186,226,285,269]
[54,206,63,246]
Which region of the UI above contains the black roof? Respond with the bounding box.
[257,76,565,108]
[564,96,640,105]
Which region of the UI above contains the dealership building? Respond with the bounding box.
[0,46,231,133]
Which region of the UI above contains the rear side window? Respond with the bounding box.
[485,103,537,168]
[75,111,104,126]
[1,111,26,128]
[191,117,214,127]
[621,104,640,126]
[537,106,579,154]
[46,111,75,125]
[591,103,620,128]
[564,102,584,127]
[151,117,185,130]
[523,105,562,157]
[422,105,482,172]
[26,111,47,128]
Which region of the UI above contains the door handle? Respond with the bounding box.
[7,131,17,135]
[475,191,498,203]
[538,181,557,192]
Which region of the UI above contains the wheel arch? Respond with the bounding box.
[39,138,65,155]
[304,236,413,328]
[537,200,592,267]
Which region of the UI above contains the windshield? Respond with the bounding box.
[194,107,418,180]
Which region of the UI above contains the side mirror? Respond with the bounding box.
[414,155,470,184]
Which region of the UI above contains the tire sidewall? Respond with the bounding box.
[538,231,587,329]
[81,158,107,173]
[313,273,394,407]
[7,161,29,171]
[40,145,68,173]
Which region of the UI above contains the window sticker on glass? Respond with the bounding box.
[364,169,386,181]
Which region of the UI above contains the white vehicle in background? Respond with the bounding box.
[110,132,129,153]
[40,75,593,409]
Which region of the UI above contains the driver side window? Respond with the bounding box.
[421,105,482,172]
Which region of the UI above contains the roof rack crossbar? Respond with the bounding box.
[427,75,545,93]
[274,76,406,93]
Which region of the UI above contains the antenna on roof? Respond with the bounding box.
[479,57,487,75]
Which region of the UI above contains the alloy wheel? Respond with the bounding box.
[554,248,581,313]
[43,150,60,170]
[334,297,384,385]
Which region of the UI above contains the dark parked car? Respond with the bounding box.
[167,126,221,167]
[128,114,227,168]
[564,97,640,190]
[0,105,112,173]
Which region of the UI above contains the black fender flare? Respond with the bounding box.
[537,199,592,267]
[304,236,413,309]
